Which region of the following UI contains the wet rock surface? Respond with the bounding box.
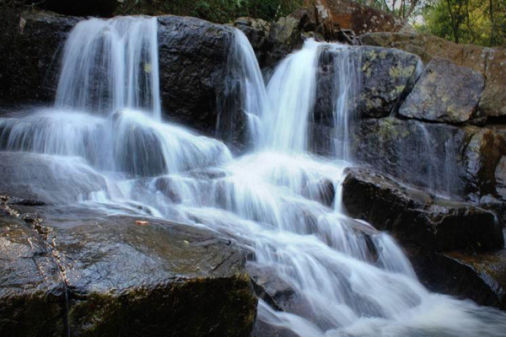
[342,167,504,252]
[410,248,506,310]
[0,152,109,204]
[314,46,420,123]
[399,58,484,124]
[0,11,248,148]
[234,15,305,72]
[342,167,506,309]
[351,117,506,202]
[351,117,469,197]
[157,16,247,148]
[0,10,81,105]
[0,199,257,337]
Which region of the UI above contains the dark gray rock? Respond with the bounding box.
[399,58,485,124]
[0,211,65,337]
[0,10,81,105]
[357,47,421,118]
[157,16,247,149]
[314,46,421,126]
[234,15,305,73]
[351,117,469,198]
[409,248,506,310]
[342,167,504,252]
[0,200,257,337]
[350,116,506,202]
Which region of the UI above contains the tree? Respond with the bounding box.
[418,0,505,46]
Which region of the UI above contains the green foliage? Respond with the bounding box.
[417,0,505,46]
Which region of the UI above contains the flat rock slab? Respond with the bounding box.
[0,200,256,337]
[399,58,484,123]
[342,167,504,252]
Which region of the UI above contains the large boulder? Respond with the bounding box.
[351,117,468,197]
[0,200,257,337]
[157,16,247,148]
[411,249,506,310]
[342,167,504,252]
[351,117,506,201]
[399,58,485,124]
[314,46,420,123]
[0,11,249,149]
[360,32,506,119]
[0,10,80,105]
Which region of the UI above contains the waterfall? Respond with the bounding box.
[1,17,506,337]
[261,39,321,152]
[55,17,161,119]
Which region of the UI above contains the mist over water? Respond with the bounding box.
[1,18,505,337]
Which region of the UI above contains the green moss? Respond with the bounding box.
[68,275,257,337]
[389,64,415,79]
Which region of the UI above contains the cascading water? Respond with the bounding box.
[1,17,506,337]
[55,17,161,118]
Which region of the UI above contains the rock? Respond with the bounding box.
[0,213,65,337]
[359,32,506,119]
[410,249,506,310]
[351,117,469,197]
[0,10,81,105]
[314,46,420,123]
[0,202,257,337]
[157,16,247,149]
[302,0,404,36]
[233,17,273,69]
[479,48,506,118]
[0,12,249,149]
[399,58,484,124]
[247,263,295,311]
[463,128,506,200]
[351,117,506,201]
[495,156,506,197]
[234,15,304,71]
[0,152,109,204]
[342,167,504,252]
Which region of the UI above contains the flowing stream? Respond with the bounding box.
[1,17,506,337]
